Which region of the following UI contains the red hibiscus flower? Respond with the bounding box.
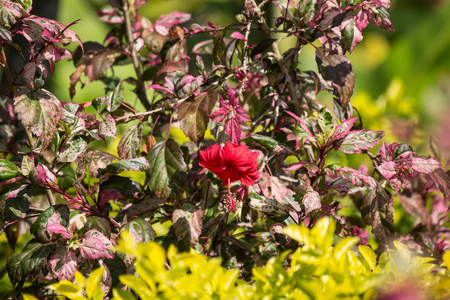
[199,142,260,186]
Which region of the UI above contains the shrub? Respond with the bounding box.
[0,0,449,298]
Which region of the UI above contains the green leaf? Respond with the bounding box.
[21,156,34,176]
[31,204,70,242]
[98,175,140,205]
[58,176,76,191]
[118,123,143,159]
[248,193,287,215]
[0,159,22,182]
[102,157,151,176]
[146,139,186,200]
[86,267,105,300]
[177,91,217,144]
[7,240,56,284]
[4,196,29,222]
[85,216,112,238]
[108,82,124,112]
[14,87,62,150]
[58,136,88,163]
[244,133,280,152]
[121,217,156,244]
[112,289,137,300]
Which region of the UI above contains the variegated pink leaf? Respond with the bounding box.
[79,229,114,260]
[48,246,77,281]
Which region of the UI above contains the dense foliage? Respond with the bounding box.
[0,0,449,299]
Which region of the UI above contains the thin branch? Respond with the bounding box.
[122,0,151,111]
[0,46,16,97]
[250,0,303,115]
[115,95,191,123]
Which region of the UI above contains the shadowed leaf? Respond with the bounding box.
[146,139,186,200]
[178,91,217,144]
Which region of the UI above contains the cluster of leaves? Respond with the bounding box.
[47,218,450,300]
[0,0,449,298]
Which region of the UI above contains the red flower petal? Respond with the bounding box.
[199,142,260,186]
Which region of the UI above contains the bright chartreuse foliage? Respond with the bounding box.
[49,218,450,300]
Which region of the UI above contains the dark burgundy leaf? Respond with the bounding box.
[360,186,394,246]
[177,91,217,144]
[85,216,112,238]
[98,175,140,206]
[316,49,355,109]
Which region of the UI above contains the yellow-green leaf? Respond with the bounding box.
[393,240,410,262]
[359,245,377,271]
[119,274,153,299]
[47,281,86,300]
[443,251,450,269]
[112,289,137,300]
[86,267,105,300]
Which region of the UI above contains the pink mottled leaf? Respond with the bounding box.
[209,82,250,143]
[230,31,246,40]
[117,122,143,159]
[154,11,191,36]
[355,9,370,32]
[259,174,295,205]
[79,229,114,260]
[376,161,397,179]
[337,130,384,154]
[410,157,441,174]
[30,164,56,185]
[337,167,378,189]
[173,203,203,244]
[303,187,321,214]
[331,117,357,142]
[0,0,30,29]
[99,114,117,138]
[14,87,62,151]
[48,246,77,281]
[46,222,73,240]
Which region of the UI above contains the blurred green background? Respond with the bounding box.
[1,0,450,295]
